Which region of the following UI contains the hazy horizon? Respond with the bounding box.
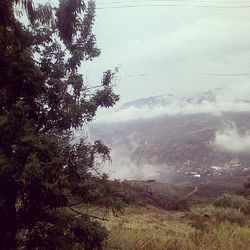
[84,0,250,104]
[34,0,250,104]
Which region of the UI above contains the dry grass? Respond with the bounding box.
[102,205,250,250]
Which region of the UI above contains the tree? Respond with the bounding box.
[0,0,34,26]
[0,0,120,248]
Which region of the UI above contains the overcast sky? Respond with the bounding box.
[35,1,250,104]
[81,0,250,104]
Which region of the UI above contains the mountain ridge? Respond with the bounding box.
[119,88,227,110]
[90,88,250,182]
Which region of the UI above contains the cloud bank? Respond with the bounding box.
[213,123,250,153]
[94,83,250,123]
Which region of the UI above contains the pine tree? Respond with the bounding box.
[0,0,120,248]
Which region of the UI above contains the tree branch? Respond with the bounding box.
[67,206,109,221]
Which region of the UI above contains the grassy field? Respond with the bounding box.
[102,205,250,250]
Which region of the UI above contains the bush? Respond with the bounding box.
[190,220,211,232]
[168,199,191,211]
[214,193,250,213]
[72,215,108,250]
[213,207,245,225]
[243,176,250,189]
[24,213,108,250]
[190,205,245,226]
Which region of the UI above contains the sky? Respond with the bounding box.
[33,0,250,105]
[82,0,250,104]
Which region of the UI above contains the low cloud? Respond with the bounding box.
[95,83,250,123]
[102,159,159,181]
[99,135,160,180]
[213,123,250,153]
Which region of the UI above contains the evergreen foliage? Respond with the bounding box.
[0,0,120,248]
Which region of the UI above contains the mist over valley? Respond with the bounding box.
[90,86,250,195]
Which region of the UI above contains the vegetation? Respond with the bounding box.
[0,0,120,248]
[81,186,250,249]
[126,181,191,211]
[1,1,250,249]
[244,176,250,189]
[190,205,245,226]
[214,193,250,213]
[101,205,250,250]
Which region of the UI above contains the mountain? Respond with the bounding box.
[120,94,177,109]
[89,89,250,182]
[184,88,222,104]
[119,88,223,110]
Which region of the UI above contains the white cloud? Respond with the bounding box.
[94,83,250,123]
[99,135,160,180]
[213,123,250,153]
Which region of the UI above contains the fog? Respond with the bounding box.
[102,156,159,181]
[213,123,250,153]
[94,83,250,123]
[99,136,160,180]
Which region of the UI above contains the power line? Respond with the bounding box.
[126,73,250,77]
[96,3,250,9]
[97,5,250,10]
[97,0,250,5]
[202,73,250,76]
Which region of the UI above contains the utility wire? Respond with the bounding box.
[96,3,250,9]
[97,5,250,10]
[96,1,250,78]
[97,0,250,5]
[126,73,250,77]
[202,73,250,76]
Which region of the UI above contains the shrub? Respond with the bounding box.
[214,193,250,213]
[71,215,108,250]
[243,176,250,189]
[190,205,245,226]
[213,207,245,225]
[169,199,191,211]
[190,220,211,232]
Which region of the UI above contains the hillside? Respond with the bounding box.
[101,205,250,250]
[90,89,250,183]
